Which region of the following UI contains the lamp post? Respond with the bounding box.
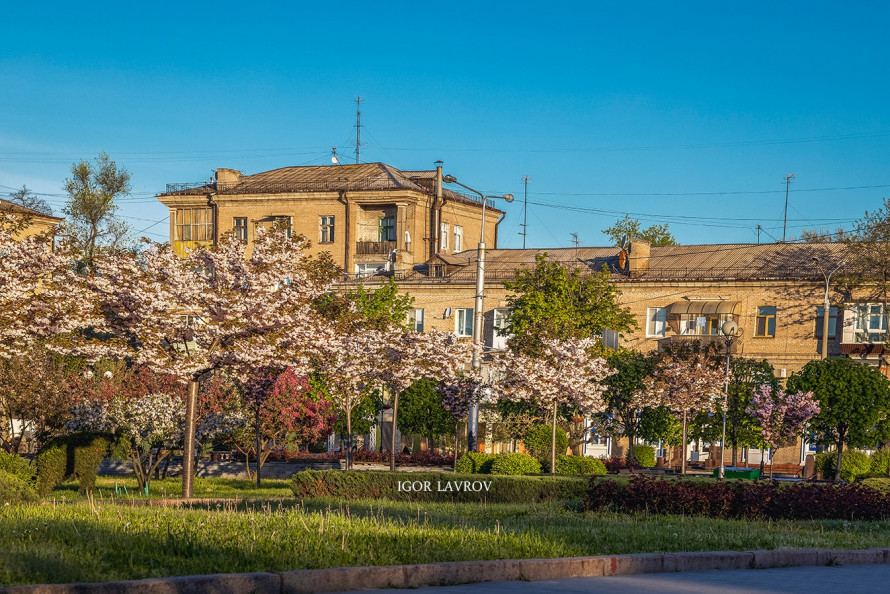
[718,320,741,479]
[443,175,513,453]
[812,258,846,360]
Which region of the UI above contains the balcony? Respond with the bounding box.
[660,334,740,353]
[356,240,396,255]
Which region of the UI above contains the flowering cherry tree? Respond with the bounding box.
[437,374,484,466]
[496,337,614,473]
[748,385,820,478]
[0,215,93,360]
[644,351,725,474]
[71,228,328,496]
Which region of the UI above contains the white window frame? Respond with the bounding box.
[319,215,335,243]
[355,261,387,278]
[646,307,667,337]
[454,225,463,252]
[492,308,511,350]
[455,308,473,337]
[854,303,887,343]
[408,308,424,332]
[440,223,449,251]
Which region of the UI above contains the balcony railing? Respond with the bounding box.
[356,240,396,255]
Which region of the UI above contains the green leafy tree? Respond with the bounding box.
[603,215,678,247]
[598,349,655,464]
[691,357,777,465]
[397,379,454,451]
[502,254,636,355]
[638,405,682,448]
[63,152,131,268]
[315,278,414,331]
[787,357,890,481]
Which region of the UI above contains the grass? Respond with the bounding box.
[4,497,890,586]
[47,476,294,501]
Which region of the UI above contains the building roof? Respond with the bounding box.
[414,242,851,283]
[0,198,63,222]
[159,162,502,212]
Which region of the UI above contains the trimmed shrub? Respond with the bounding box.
[454,452,496,474]
[554,455,606,476]
[815,450,872,482]
[35,431,128,495]
[0,451,35,485]
[870,449,890,474]
[290,469,587,503]
[0,469,38,505]
[859,477,890,492]
[603,457,628,473]
[522,424,568,461]
[585,475,890,521]
[490,453,542,475]
[629,445,656,468]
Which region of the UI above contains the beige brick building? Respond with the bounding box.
[0,199,63,239]
[156,162,503,278]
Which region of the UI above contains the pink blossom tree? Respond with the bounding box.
[69,227,328,497]
[496,337,614,473]
[437,375,483,467]
[644,351,725,474]
[747,385,820,478]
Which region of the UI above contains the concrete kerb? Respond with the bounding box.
[4,549,890,594]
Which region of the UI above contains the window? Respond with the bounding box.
[679,315,730,335]
[319,216,335,243]
[646,307,667,337]
[456,308,473,337]
[754,306,777,338]
[454,226,463,252]
[855,304,887,343]
[492,308,510,350]
[408,308,424,332]
[355,262,387,278]
[378,216,395,242]
[440,223,449,251]
[175,208,213,242]
[815,306,839,339]
[233,217,248,243]
[267,216,292,239]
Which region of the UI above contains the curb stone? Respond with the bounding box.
[3,549,890,594]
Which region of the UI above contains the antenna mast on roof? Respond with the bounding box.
[354,97,363,164]
[782,173,795,242]
[519,175,531,248]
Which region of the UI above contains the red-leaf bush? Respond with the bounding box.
[585,476,890,521]
[603,457,628,473]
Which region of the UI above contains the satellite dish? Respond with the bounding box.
[331,155,339,165]
[444,307,453,319]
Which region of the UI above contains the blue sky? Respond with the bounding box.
[2,1,888,247]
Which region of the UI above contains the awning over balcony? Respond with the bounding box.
[668,300,741,316]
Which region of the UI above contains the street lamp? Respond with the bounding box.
[443,174,514,453]
[812,257,846,360]
[718,319,741,479]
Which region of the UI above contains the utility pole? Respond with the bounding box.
[782,173,795,242]
[519,175,530,248]
[756,224,762,244]
[355,97,363,164]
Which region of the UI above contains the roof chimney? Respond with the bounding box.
[215,168,242,190]
[627,238,651,277]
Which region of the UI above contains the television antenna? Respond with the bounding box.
[782,173,795,242]
[331,146,340,165]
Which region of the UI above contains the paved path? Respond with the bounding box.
[333,564,890,594]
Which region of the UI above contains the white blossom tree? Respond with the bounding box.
[496,337,615,473]
[68,227,329,496]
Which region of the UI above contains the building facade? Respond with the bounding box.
[156,163,503,278]
[0,199,63,239]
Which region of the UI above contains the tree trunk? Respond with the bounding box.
[769,445,777,480]
[731,442,738,467]
[835,435,845,483]
[681,409,688,475]
[390,391,399,472]
[255,402,262,488]
[346,407,353,471]
[453,422,459,469]
[627,420,636,469]
[551,403,558,475]
[182,379,198,499]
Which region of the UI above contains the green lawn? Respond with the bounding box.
[47,476,294,501]
[4,498,890,586]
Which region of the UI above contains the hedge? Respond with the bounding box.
[291,470,588,503]
[586,475,890,521]
[554,455,607,476]
[629,445,656,468]
[35,431,128,495]
[0,469,38,505]
[490,452,542,475]
[869,450,890,474]
[0,451,35,486]
[522,424,568,460]
[454,452,496,474]
[815,450,872,482]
